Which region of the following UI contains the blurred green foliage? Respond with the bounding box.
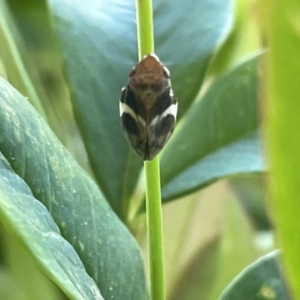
[0,0,295,299]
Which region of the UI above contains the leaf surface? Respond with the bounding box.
[47,0,233,217]
[0,152,103,300]
[220,251,291,300]
[161,53,264,201]
[266,0,300,298]
[0,77,148,300]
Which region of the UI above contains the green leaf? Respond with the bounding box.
[0,77,148,300]
[219,251,291,300]
[153,0,234,116]
[47,0,233,218]
[161,53,264,202]
[266,0,300,298]
[0,152,103,300]
[0,1,46,119]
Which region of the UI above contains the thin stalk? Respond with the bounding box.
[136,0,154,57]
[144,158,165,300]
[135,1,165,299]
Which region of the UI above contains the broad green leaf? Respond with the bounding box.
[219,251,291,300]
[0,152,103,300]
[0,77,148,300]
[161,53,264,202]
[266,0,300,298]
[47,0,233,218]
[153,0,233,116]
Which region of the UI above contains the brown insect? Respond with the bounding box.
[119,54,178,160]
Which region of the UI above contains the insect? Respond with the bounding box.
[119,54,178,161]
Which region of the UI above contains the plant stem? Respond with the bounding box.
[144,158,165,300]
[136,0,154,56]
[135,1,165,299]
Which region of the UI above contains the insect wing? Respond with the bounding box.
[147,88,177,160]
[120,86,148,159]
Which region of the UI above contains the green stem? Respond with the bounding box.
[136,0,154,57]
[144,158,165,300]
[135,1,165,299]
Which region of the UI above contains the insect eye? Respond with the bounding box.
[129,69,136,76]
[163,67,170,78]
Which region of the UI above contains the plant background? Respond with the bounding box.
[0,0,293,299]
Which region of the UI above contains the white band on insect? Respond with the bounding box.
[119,102,147,127]
[119,102,136,119]
[161,102,178,119]
[150,102,178,127]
